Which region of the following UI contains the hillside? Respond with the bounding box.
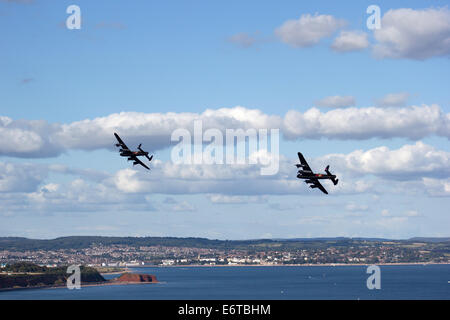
[1,236,449,252]
[0,262,105,289]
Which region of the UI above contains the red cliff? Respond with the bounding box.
[115,273,157,283]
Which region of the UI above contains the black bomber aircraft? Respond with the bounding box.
[296,152,338,194]
[114,133,153,170]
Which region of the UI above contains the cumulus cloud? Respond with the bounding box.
[1,105,450,159]
[56,106,282,152]
[320,141,450,179]
[112,164,296,196]
[2,140,450,216]
[107,152,379,197]
[331,30,369,52]
[21,177,156,213]
[373,7,450,60]
[375,92,410,107]
[47,164,110,182]
[0,106,282,158]
[422,178,450,196]
[283,104,449,140]
[315,95,356,108]
[275,13,346,48]
[0,162,47,192]
[0,117,62,158]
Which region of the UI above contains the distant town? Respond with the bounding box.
[1,236,449,268]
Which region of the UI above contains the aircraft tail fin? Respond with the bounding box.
[325,165,339,185]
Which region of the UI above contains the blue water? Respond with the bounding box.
[0,265,449,300]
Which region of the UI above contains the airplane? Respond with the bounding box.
[114,133,153,170]
[296,152,338,194]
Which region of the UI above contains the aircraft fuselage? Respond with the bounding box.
[119,150,148,157]
[297,172,336,180]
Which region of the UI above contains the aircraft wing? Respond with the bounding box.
[297,152,312,171]
[114,133,130,150]
[132,156,150,170]
[305,179,328,194]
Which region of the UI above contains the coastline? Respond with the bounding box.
[133,262,450,268]
[2,263,448,292]
[0,279,159,293]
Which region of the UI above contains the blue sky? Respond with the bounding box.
[0,1,449,239]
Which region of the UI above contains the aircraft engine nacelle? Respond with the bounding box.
[127,157,133,161]
[310,185,318,189]
[133,161,139,165]
[115,143,121,147]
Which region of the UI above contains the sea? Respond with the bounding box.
[0,264,448,300]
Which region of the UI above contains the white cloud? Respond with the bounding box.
[375,216,409,229]
[275,13,346,48]
[0,162,47,192]
[114,168,144,193]
[0,119,59,157]
[380,209,421,218]
[171,201,196,212]
[345,202,369,212]
[376,92,410,107]
[2,140,450,217]
[331,30,369,52]
[373,7,450,60]
[320,141,450,179]
[315,95,356,108]
[56,106,282,151]
[123,141,449,197]
[107,153,376,197]
[0,106,282,158]
[2,105,450,158]
[208,194,268,204]
[422,177,450,196]
[283,104,449,140]
[22,176,156,213]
